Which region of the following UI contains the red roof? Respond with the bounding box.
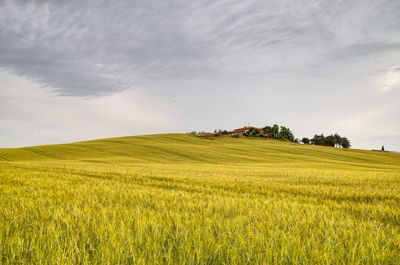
[233,126,265,133]
[233,126,252,133]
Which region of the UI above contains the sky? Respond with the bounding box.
[0,0,399,150]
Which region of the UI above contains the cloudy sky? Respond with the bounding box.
[0,0,399,150]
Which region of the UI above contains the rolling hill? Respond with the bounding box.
[1,133,399,166]
[0,134,399,264]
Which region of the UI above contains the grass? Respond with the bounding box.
[0,134,399,264]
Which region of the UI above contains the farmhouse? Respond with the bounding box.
[232,126,265,136]
[232,126,252,134]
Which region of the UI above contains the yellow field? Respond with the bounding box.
[0,134,399,264]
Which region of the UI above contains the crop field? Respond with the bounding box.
[0,134,399,264]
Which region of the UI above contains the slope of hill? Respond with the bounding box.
[0,134,399,264]
[1,133,399,167]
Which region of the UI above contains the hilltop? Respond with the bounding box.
[0,134,399,169]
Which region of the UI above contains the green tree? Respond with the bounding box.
[324,135,335,147]
[311,134,325,145]
[244,127,260,137]
[341,137,351,148]
[271,124,280,139]
[263,126,273,137]
[250,127,260,137]
[333,133,342,148]
[302,137,310,144]
[279,126,294,142]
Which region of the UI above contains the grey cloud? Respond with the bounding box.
[0,0,213,96]
[1,0,400,96]
[0,0,400,151]
[328,42,400,61]
[0,0,397,96]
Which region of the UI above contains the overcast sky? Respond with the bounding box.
[0,0,399,150]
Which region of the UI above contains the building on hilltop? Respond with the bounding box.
[231,126,265,136]
[232,126,252,135]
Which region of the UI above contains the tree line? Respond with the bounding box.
[302,134,351,148]
[240,124,351,149]
[243,124,295,142]
[205,124,352,149]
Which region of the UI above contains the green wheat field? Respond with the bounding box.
[0,134,399,264]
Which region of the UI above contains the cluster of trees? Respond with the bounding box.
[242,126,351,149]
[213,129,229,135]
[302,133,351,148]
[244,124,295,142]
[206,125,352,149]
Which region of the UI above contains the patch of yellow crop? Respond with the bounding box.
[0,134,399,264]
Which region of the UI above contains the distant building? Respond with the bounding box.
[231,126,265,136]
[232,126,252,135]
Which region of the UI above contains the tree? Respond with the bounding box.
[214,129,224,136]
[333,133,342,148]
[311,134,325,145]
[341,137,351,148]
[244,127,260,137]
[324,135,335,147]
[271,124,280,139]
[381,145,385,151]
[279,126,294,142]
[263,126,273,138]
[302,137,310,144]
[309,133,351,148]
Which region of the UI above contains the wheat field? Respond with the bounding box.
[0,134,399,264]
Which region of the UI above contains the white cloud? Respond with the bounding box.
[381,65,400,92]
[0,71,179,147]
